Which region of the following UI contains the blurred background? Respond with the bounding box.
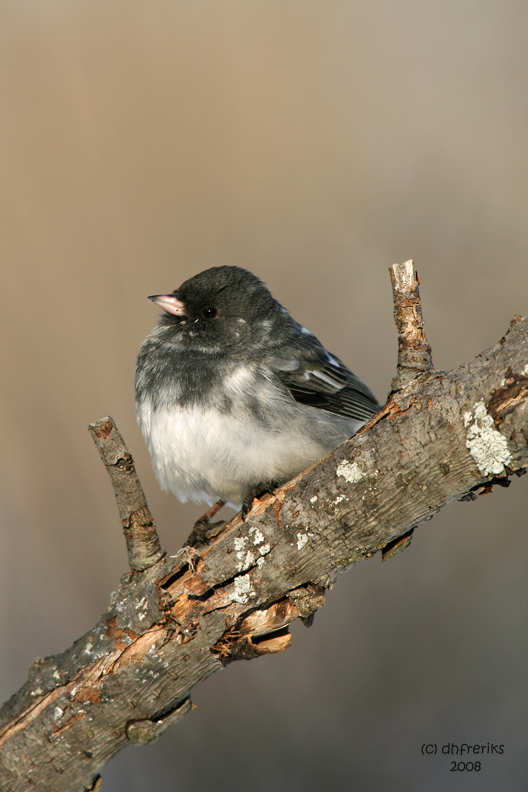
[1,1,527,790]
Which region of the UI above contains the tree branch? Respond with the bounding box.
[88,417,165,572]
[1,266,526,792]
[389,260,434,391]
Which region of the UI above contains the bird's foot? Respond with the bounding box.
[184,500,226,548]
[241,483,276,521]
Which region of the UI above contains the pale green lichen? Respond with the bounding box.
[464,401,512,476]
[250,527,264,545]
[336,461,365,484]
[296,532,313,550]
[229,574,255,604]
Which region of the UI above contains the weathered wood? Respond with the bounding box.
[88,417,165,571]
[389,260,434,390]
[0,268,526,791]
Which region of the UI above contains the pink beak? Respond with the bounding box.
[148,293,186,317]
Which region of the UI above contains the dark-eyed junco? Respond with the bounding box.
[136,266,379,518]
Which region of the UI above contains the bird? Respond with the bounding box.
[135,266,380,525]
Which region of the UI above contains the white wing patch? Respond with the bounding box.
[310,370,343,389]
[325,352,340,367]
[268,357,300,372]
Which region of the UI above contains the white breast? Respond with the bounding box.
[136,364,361,509]
[137,402,324,508]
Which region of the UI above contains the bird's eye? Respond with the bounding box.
[202,306,218,319]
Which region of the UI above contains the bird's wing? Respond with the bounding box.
[267,325,380,423]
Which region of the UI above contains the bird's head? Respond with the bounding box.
[148,266,288,353]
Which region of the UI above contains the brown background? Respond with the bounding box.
[1,2,527,790]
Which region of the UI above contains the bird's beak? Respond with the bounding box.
[148,292,187,316]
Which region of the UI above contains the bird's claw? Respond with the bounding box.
[184,499,226,548]
[184,518,226,548]
[241,482,276,521]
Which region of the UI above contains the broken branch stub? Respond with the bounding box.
[389,260,434,391]
[88,416,165,571]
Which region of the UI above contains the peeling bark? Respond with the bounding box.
[0,264,526,792]
[389,260,434,389]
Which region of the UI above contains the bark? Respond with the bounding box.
[88,419,165,572]
[1,263,527,792]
